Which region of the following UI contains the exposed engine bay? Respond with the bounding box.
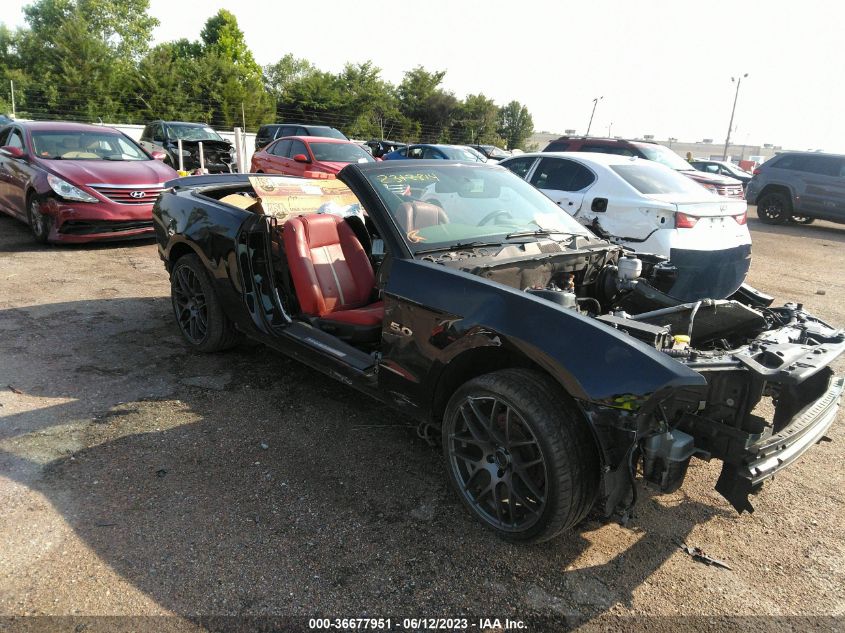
[420,236,845,515]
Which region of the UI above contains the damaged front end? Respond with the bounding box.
[597,299,845,516]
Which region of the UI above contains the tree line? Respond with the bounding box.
[0,0,536,149]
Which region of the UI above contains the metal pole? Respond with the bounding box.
[177,138,184,172]
[198,141,205,173]
[234,127,244,173]
[586,96,602,137]
[10,80,15,119]
[722,74,747,160]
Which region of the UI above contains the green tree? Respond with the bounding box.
[451,93,503,145]
[498,100,534,150]
[200,9,260,78]
[264,53,315,102]
[397,66,457,142]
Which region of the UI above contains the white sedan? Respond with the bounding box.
[498,152,752,301]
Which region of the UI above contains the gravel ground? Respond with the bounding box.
[0,210,844,632]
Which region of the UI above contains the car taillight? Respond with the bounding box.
[733,211,747,225]
[675,212,699,228]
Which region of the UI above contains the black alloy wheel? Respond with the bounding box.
[170,254,240,352]
[27,195,50,244]
[442,369,599,543]
[172,263,208,344]
[756,192,790,224]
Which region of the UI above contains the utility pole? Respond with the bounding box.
[586,96,602,137]
[607,121,613,137]
[722,73,748,160]
[10,80,15,119]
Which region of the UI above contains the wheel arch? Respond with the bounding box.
[758,183,794,202]
[166,239,204,269]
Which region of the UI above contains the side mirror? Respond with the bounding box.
[293,154,310,164]
[1,145,25,159]
[591,197,608,213]
[151,150,167,161]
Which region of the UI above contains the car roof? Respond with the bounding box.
[13,120,123,133]
[157,121,211,127]
[774,150,845,159]
[505,151,649,167]
[279,135,349,143]
[551,136,656,146]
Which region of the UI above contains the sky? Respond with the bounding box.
[3,0,844,152]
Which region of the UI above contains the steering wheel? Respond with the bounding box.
[477,210,514,226]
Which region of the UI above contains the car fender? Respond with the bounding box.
[382,257,706,409]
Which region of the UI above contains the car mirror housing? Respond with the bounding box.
[151,150,167,161]
[1,145,26,159]
[293,154,311,164]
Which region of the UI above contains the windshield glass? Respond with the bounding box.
[32,131,149,161]
[441,146,486,162]
[635,143,695,171]
[611,163,712,195]
[364,165,592,253]
[308,126,346,140]
[309,142,375,163]
[166,124,224,142]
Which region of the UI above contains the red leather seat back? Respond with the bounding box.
[284,214,375,317]
[396,201,449,232]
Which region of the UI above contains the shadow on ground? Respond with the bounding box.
[0,296,730,622]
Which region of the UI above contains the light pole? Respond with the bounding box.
[668,137,678,149]
[586,96,603,137]
[722,73,748,160]
[607,121,613,137]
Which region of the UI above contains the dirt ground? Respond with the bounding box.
[1,210,844,632]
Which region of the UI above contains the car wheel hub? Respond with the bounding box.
[447,396,547,532]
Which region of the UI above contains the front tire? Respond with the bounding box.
[27,194,50,244]
[756,192,791,224]
[442,369,599,543]
[170,254,240,352]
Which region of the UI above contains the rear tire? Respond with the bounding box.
[756,192,791,224]
[789,215,815,225]
[442,368,599,543]
[170,254,240,352]
[27,194,50,244]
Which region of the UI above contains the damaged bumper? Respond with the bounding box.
[715,372,843,512]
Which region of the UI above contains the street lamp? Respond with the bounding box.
[586,96,603,137]
[722,73,748,160]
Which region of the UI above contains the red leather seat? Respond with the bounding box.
[283,214,383,328]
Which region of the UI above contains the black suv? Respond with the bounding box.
[544,136,744,198]
[746,152,845,225]
[255,123,347,150]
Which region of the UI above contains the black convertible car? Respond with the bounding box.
[152,162,844,543]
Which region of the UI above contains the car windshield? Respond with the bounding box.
[611,162,712,195]
[364,165,592,253]
[166,124,224,142]
[307,126,346,140]
[486,147,510,159]
[309,142,375,163]
[635,143,695,171]
[461,146,489,162]
[441,146,486,162]
[31,131,149,161]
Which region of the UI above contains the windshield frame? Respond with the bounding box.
[165,123,225,143]
[31,130,152,162]
[360,163,594,256]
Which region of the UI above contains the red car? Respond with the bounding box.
[0,121,178,243]
[250,136,375,177]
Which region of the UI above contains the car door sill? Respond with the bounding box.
[276,321,377,378]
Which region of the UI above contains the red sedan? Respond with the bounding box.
[250,136,375,177]
[0,121,178,243]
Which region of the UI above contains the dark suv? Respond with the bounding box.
[746,152,845,225]
[255,123,347,150]
[544,136,744,198]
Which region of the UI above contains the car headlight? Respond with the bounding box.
[47,174,98,202]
